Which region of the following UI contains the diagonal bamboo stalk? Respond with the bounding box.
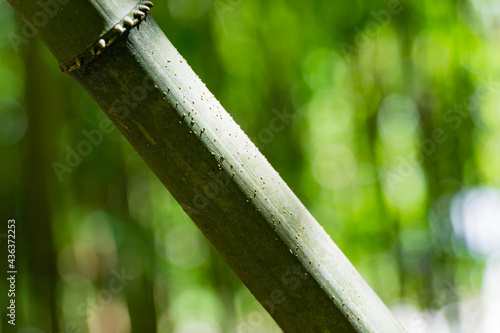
[6,0,406,331]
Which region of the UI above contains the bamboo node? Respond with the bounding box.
[60,1,154,73]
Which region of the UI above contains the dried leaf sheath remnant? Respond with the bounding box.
[5,0,406,331]
[60,1,154,72]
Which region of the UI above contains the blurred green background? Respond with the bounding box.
[1,0,500,332]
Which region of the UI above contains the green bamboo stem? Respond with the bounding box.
[6,0,406,331]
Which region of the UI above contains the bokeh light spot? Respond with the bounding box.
[166,223,208,269]
[311,143,357,190]
[378,95,419,146]
[0,99,27,145]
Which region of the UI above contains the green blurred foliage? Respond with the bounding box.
[1,0,499,332]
